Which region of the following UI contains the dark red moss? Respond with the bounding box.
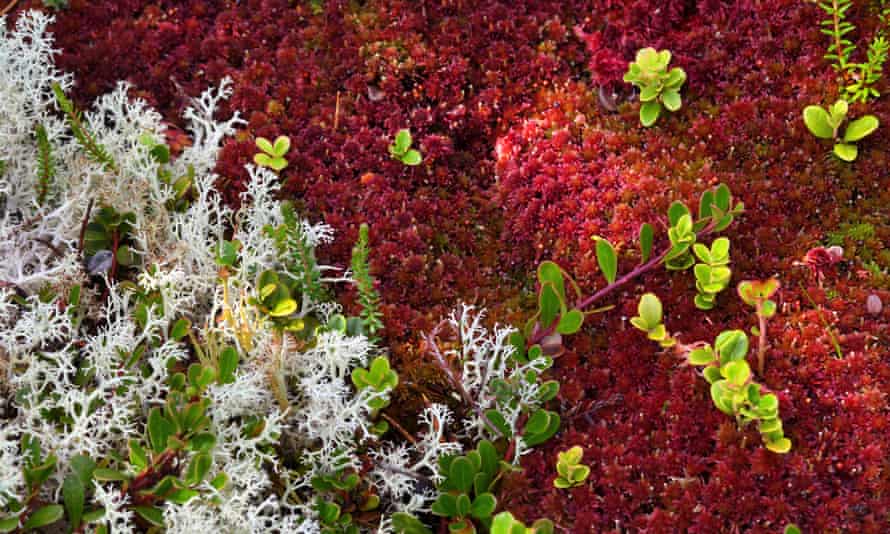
[12,0,890,530]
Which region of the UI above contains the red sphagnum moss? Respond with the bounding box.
[12,0,890,530]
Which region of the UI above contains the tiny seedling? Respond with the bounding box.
[802,99,879,161]
[388,129,422,165]
[553,446,590,489]
[623,47,687,127]
[254,136,290,171]
[692,237,732,310]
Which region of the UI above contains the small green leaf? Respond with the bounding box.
[128,440,148,471]
[0,517,17,533]
[833,142,858,161]
[394,129,412,154]
[537,261,566,299]
[148,407,175,454]
[402,149,422,165]
[450,457,476,494]
[668,201,690,227]
[843,115,879,142]
[170,318,191,341]
[639,223,653,262]
[556,309,584,335]
[92,468,129,482]
[594,237,618,284]
[538,282,562,328]
[803,105,834,139]
[640,100,662,127]
[391,512,434,534]
[255,137,274,155]
[23,505,64,530]
[470,493,497,519]
[218,346,239,384]
[637,293,663,330]
[133,506,165,527]
[688,347,715,365]
[269,298,298,317]
[62,474,85,527]
[784,524,802,534]
[722,360,751,386]
[431,494,458,517]
[272,136,291,157]
[661,90,681,111]
[765,437,792,454]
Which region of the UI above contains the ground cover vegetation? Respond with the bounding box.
[3,0,890,531]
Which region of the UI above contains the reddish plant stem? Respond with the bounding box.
[757,308,768,376]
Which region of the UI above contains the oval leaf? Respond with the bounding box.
[594,238,618,284]
[803,105,834,139]
[843,115,879,142]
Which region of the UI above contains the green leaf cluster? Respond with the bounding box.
[803,99,879,161]
[83,205,140,276]
[553,446,590,489]
[351,356,398,433]
[636,290,792,453]
[427,441,504,533]
[254,135,290,172]
[250,269,305,331]
[389,129,422,165]
[692,238,731,310]
[489,512,553,534]
[623,48,687,127]
[139,133,196,212]
[529,261,585,342]
[665,185,743,271]
[311,468,380,534]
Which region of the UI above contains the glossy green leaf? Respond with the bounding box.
[148,407,175,453]
[594,238,618,284]
[833,142,858,161]
[662,90,681,111]
[62,473,85,527]
[391,513,434,534]
[639,223,654,262]
[272,135,291,157]
[637,293,662,330]
[255,137,275,155]
[538,282,562,329]
[134,506,165,527]
[640,100,661,127]
[170,317,191,341]
[765,437,792,454]
[218,346,239,384]
[556,309,584,335]
[470,493,497,519]
[844,115,879,142]
[402,149,422,165]
[450,457,476,494]
[803,105,834,138]
[23,505,63,530]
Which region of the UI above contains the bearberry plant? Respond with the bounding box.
[803,99,879,161]
[631,290,792,453]
[623,47,687,127]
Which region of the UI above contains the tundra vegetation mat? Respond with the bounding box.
[3,0,890,532]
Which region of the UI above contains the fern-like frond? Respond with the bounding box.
[51,82,118,173]
[350,223,384,337]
